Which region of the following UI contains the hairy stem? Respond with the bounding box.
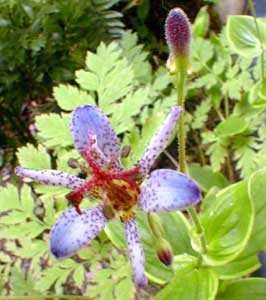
[176,68,186,173]
[175,62,207,255]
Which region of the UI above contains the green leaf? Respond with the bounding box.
[73,265,85,288]
[106,211,194,284]
[54,84,95,111]
[0,184,20,212]
[17,240,48,258]
[0,222,47,239]
[192,37,214,72]
[213,252,260,279]
[114,277,135,300]
[207,142,227,172]
[188,163,229,192]
[122,110,166,168]
[203,169,266,279]
[191,98,211,130]
[78,42,134,115]
[120,31,151,84]
[17,144,51,169]
[193,6,209,38]
[227,16,266,57]
[214,116,248,138]
[217,278,266,300]
[111,87,150,134]
[155,267,218,300]
[20,184,34,216]
[10,268,37,295]
[200,181,254,265]
[234,140,258,178]
[35,113,72,148]
[248,168,266,252]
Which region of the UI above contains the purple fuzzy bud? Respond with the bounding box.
[165,8,191,58]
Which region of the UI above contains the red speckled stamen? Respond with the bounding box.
[67,140,141,216]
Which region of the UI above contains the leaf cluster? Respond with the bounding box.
[0,0,124,148]
[185,10,266,179]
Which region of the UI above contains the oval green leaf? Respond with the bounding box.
[217,278,266,300]
[227,16,266,57]
[200,181,254,265]
[214,115,247,138]
[155,267,218,300]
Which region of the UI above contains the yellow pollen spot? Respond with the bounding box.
[105,179,139,220]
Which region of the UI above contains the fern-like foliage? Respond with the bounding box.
[0,0,124,148]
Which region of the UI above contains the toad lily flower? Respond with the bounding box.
[16,105,201,288]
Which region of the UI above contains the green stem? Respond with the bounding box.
[176,69,186,173]
[248,0,265,81]
[175,61,207,256]
[188,207,207,254]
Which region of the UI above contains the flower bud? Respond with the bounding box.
[121,144,131,158]
[165,8,191,69]
[67,158,79,169]
[155,238,173,266]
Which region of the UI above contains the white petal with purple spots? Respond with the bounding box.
[138,106,181,177]
[50,206,107,258]
[124,217,147,288]
[71,106,121,162]
[139,169,201,212]
[16,167,85,190]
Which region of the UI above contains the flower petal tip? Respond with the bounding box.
[139,170,201,212]
[136,276,148,289]
[50,246,68,260]
[15,166,24,177]
[50,206,107,259]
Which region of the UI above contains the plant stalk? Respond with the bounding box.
[175,61,207,255]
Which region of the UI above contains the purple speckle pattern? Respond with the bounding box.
[15,167,85,189]
[71,105,121,162]
[139,169,201,212]
[165,8,191,57]
[138,106,181,177]
[50,206,107,258]
[124,217,147,288]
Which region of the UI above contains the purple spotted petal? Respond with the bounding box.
[71,106,121,164]
[16,167,85,190]
[124,217,147,288]
[139,169,201,212]
[50,206,107,258]
[138,106,181,177]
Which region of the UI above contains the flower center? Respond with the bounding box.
[66,145,141,221]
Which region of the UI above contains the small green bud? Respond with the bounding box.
[155,238,173,266]
[147,212,164,238]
